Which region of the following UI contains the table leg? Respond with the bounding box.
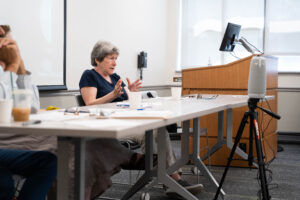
[157,126,198,200]
[74,138,86,200]
[57,137,71,200]
[201,111,226,161]
[166,120,190,174]
[192,117,225,197]
[121,130,154,200]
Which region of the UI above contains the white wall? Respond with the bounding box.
[277,74,300,132]
[0,0,64,86]
[66,0,179,90]
[278,90,300,132]
[278,74,300,88]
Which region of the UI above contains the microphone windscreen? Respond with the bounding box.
[248,56,266,99]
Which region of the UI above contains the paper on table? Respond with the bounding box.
[30,111,89,121]
[64,119,140,128]
[97,110,173,119]
[116,102,158,109]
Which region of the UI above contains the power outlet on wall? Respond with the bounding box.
[173,77,182,82]
[239,143,247,152]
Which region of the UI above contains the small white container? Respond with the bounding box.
[128,91,142,109]
[0,99,13,123]
[171,87,182,100]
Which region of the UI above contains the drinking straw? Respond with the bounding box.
[10,72,14,91]
[10,72,15,104]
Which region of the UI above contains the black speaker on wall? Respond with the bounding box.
[138,51,147,69]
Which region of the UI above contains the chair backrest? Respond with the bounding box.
[75,94,86,106]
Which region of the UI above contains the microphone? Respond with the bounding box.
[248,56,266,99]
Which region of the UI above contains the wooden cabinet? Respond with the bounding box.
[182,55,278,167]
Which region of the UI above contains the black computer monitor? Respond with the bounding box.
[219,23,241,52]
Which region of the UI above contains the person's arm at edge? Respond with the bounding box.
[0,71,34,112]
[0,62,18,99]
[0,38,23,74]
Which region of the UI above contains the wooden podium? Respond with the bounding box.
[182,55,278,167]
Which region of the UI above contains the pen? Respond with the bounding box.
[22,120,42,126]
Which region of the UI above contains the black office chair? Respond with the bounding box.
[75,94,86,107]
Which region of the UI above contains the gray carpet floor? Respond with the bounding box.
[97,143,300,200]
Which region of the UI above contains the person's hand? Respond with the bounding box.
[0,60,6,70]
[113,79,124,97]
[126,78,142,92]
[0,38,21,73]
[17,59,27,75]
[0,37,17,48]
[0,26,5,37]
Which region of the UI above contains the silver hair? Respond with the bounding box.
[91,40,119,66]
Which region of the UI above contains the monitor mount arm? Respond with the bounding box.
[235,38,255,54]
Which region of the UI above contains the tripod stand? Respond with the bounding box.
[214,98,280,200]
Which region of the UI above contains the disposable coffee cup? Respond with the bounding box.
[171,87,182,100]
[12,89,32,122]
[0,99,13,123]
[128,91,142,109]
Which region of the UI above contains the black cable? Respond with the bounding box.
[260,98,276,157]
[259,99,264,137]
[256,160,278,199]
[230,51,240,59]
[255,98,279,199]
[140,68,143,80]
[265,97,273,111]
[258,99,269,162]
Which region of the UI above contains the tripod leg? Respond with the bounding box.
[252,114,270,200]
[248,115,254,166]
[214,112,249,200]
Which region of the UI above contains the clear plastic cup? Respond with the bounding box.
[12,89,32,121]
[171,87,182,100]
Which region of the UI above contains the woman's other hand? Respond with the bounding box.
[126,78,142,92]
[113,79,124,97]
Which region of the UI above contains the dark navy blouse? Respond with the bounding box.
[79,69,128,102]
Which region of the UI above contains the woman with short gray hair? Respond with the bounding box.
[80,40,141,105]
[79,40,204,198]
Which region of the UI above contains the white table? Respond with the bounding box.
[0,95,255,200]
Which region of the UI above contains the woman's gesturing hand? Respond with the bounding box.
[126,78,142,92]
[113,79,124,97]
